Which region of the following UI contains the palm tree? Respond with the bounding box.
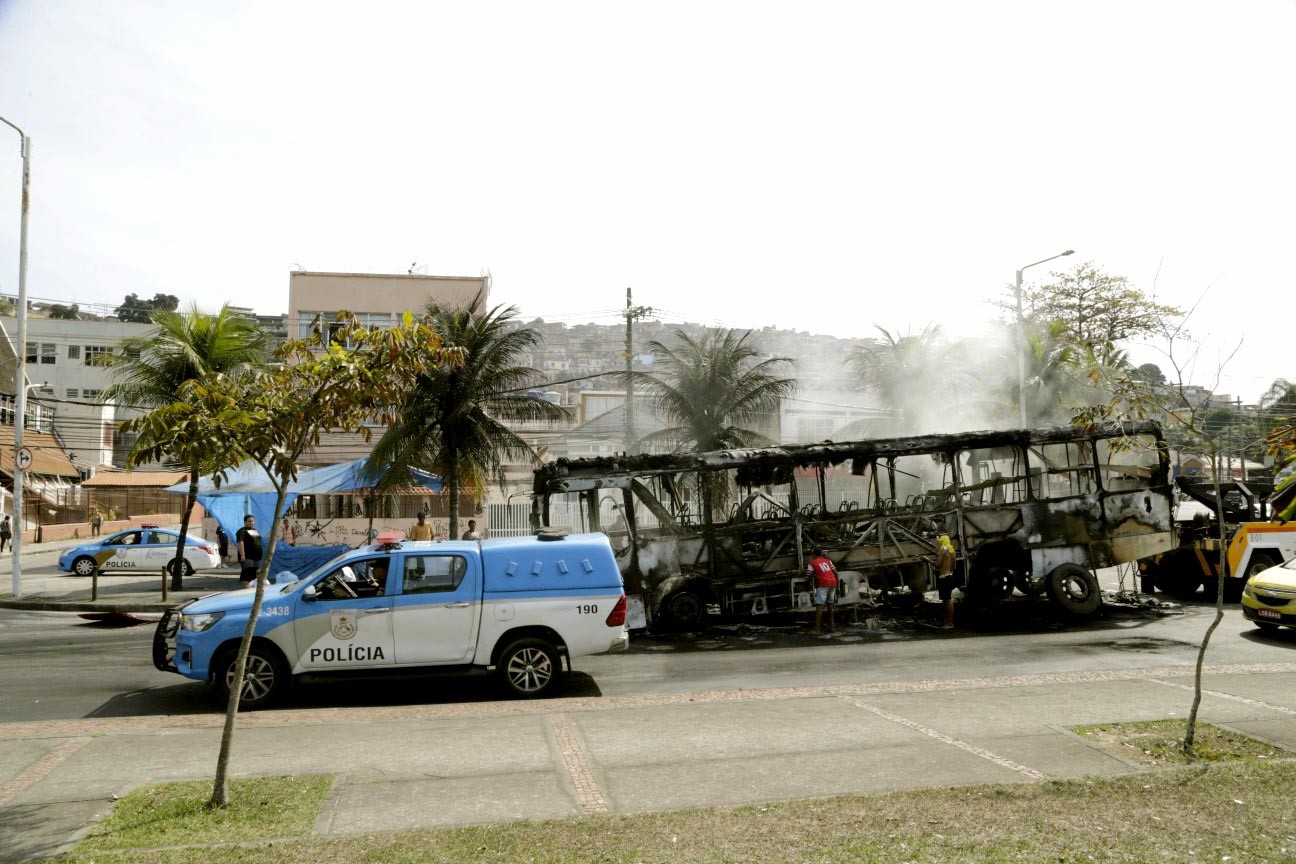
[992,320,1082,427]
[633,328,795,454]
[104,304,270,589]
[367,304,565,538]
[849,324,964,435]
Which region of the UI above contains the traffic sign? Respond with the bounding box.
[14,446,33,472]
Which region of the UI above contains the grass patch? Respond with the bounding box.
[1075,719,1291,767]
[52,761,1296,863]
[73,774,332,854]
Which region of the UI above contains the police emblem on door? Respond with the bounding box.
[330,610,358,640]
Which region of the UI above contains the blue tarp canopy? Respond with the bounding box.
[166,459,442,547]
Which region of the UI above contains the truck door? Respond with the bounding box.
[293,557,396,670]
[391,552,480,664]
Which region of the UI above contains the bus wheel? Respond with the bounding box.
[968,566,1014,603]
[1045,564,1102,618]
[1012,571,1043,598]
[663,590,707,631]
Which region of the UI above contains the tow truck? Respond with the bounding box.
[1139,477,1293,601]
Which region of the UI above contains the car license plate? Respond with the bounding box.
[1257,608,1282,621]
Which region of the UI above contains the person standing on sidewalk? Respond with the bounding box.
[236,515,263,589]
[90,512,103,537]
[0,515,11,554]
[807,546,839,635]
[408,512,434,541]
[215,524,229,565]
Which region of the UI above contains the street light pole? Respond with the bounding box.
[1015,249,1074,428]
[0,115,30,598]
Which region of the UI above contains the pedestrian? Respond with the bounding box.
[925,533,958,629]
[408,512,434,541]
[91,512,102,537]
[806,545,839,635]
[281,516,296,546]
[461,518,482,541]
[0,515,11,554]
[215,524,229,565]
[236,515,264,589]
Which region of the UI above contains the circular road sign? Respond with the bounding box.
[14,446,33,472]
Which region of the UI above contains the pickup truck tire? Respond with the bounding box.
[71,556,97,577]
[1045,563,1102,618]
[1156,549,1203,599]
[213,644,287,711]
[497,638,563,699]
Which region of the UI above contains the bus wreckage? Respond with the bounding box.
[532,421,1175,631]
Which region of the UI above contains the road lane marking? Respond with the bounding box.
[0,737,88,806]
[842,697,1046,780]
[548,713,609,813]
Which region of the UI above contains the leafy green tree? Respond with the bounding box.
[115,292,180,323]
[105,304,270,589]
[367,304,565,538]
[635,328,795,453]
[130,313,450,808]
[46,303,78,320]
[993,320,1082,427]
[1020,262,1183,354]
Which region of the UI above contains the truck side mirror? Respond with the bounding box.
[303,585,318,602]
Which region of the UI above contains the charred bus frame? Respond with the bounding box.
[532,421,1174,630]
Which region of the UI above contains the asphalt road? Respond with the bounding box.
[2,588,1294,724]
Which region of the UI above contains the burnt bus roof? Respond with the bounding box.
[534,420,1167,491]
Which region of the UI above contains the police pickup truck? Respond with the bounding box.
[153,530,629,707]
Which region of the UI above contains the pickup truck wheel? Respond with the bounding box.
[214,644,287,711]
[71,556,97,577]
[1045,563,1102,618]
[498,638,563,699]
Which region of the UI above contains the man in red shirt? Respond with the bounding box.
[806,546,840,635]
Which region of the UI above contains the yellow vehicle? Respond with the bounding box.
[1241,557,1296,631]
[1139,478,1294,602]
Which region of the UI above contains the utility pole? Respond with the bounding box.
[1236,397,1247,481]
[623,287,653,454]
[1,115,31,598]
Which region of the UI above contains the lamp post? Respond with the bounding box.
[1015,249,1074,427]
[0,115,30,598]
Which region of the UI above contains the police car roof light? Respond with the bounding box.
[373,530,405,551]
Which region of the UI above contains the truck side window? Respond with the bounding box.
[403,555,466,595]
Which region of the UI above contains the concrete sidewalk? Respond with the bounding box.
[2,660,1294,862]
[0,565,242,613]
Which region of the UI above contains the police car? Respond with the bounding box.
[153,530,628,707]
[59,527,222,577]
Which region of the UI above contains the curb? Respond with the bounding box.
[0,597,195,612]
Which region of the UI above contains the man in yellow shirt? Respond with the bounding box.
[408,512,434,541]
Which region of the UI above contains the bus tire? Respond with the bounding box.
[1045,564,1102,618]
[968,566,1014,603]
[663,589,707,631]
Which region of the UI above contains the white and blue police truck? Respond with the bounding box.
[153,530,629,707]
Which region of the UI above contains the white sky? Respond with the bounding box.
[0,1,1292,402]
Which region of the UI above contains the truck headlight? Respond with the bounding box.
[181,611,225,632]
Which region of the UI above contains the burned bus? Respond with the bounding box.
[531,421,1174,630]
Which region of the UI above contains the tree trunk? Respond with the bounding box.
[446,450,459,539]
[170,466,200,591]
[209,484,287,809]
[1183,450,1227,756]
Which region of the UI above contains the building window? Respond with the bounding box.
[68,345,80,360]
[83,389,102,400]
[84,345,109,366]
[66,388,78,399]
[40,343,56,365]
